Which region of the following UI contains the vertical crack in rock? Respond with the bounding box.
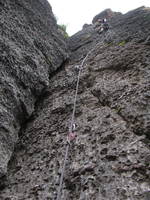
[0,0,68,179]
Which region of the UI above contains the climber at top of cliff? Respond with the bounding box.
[103,18,107,22]
[94,18,109,34]
[103,18,109,31]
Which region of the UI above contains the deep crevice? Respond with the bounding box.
[17,58,69,144]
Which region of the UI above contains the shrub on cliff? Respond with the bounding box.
[58,24,69,38]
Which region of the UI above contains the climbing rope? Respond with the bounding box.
[56,26,136,199]
[56,144,69,200]
[56,29,112,200]
[56,47,95,200]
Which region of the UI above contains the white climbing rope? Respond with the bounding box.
[56,51,91,200]
[56,30,112,200]
[56,49,94,200]
[56,144,69,200]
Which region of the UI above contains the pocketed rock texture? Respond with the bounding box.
[0,0,68,178]
[0,3,150,200]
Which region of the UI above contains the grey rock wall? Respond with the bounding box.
[0,4,150,200]
[69,7,150,62]
[92,8,121,24]
[0,0,68,178]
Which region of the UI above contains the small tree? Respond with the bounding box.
[58,24,69,38]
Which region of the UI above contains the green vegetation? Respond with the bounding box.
[54,15,69,38]
[58,24,69,38]
[118,40,126,46]
[144,13,150,21]
[113,106,122,114]
[107,42,113,46]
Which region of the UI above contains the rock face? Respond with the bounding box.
[0,0,68,178]
[0,3,150,200]
[92,8,121,24]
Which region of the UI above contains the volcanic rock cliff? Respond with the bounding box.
[0,1,150,200]
[0,0,68,179]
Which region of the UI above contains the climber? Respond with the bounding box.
[99,18,109,33]
[94,18,109,34]
[102,18,107,23]
[103,18,109,31]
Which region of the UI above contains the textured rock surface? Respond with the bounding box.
[68,7,150,62]
[92,8,121,24]
[0,0,68,178]
[0,4,150,200]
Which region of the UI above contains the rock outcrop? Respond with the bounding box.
[0,0,68,178]
[92,8,121,24]
[0,2,150,200]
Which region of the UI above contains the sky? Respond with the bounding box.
[48,0,150,36]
